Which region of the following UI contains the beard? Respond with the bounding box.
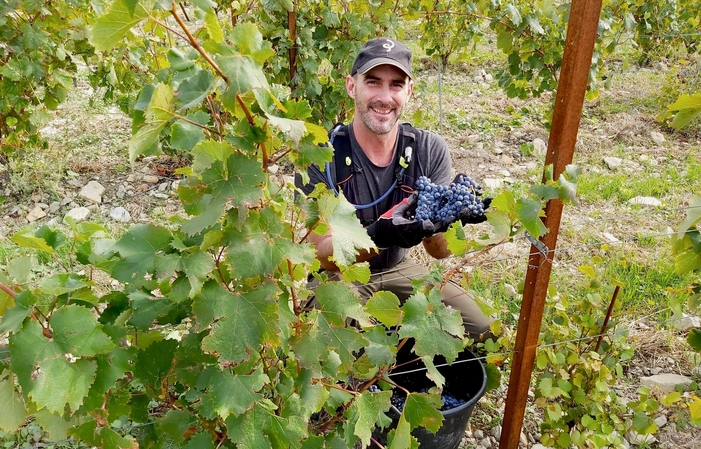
[357,99,403,135]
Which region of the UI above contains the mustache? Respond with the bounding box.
[368,101,397,110]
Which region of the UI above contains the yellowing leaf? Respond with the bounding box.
[89,0,152,52]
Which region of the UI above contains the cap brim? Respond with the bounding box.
[356,58,413,79]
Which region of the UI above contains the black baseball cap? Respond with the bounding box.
[350,38,413,80]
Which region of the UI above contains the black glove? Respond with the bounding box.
[366,194,436,249]
[459,196,492,225]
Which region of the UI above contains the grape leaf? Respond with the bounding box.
[158,409,193,444]
[176,69,217,111]
[224,207,291,279]
[50,304,115,356]
[204,8,223,43]
[402,392,443,433]
[170,116,206,151]
[29,357,97,413]
[11,229,54,253]
[315,281,371,327]
[387,415,419,449]
[184,432,215,449]
[133,338,178,389]
[398,289,464,364]
[0,290,37,334]
[515,197,548,238]
[199,367,267,419]
[688,328,701,352]
[316,192,374,267]
[225,401,275,449]
[365,291,403,328]
[128,83,175,162]
[110,223,173,282]
[347,390,392,447]
[201,281,280,363]
[89,0,151,52]
[0,372,27,432]
[9,320,61,392]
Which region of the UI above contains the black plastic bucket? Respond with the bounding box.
[373,345,487,449]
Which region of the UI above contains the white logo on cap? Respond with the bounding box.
[382,39,395,52]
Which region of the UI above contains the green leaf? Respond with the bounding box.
[50,304,115,357]
[180,148,266,235]
[200,281,280,363]
[398,289,464,362]
[133,338,178,387]
[677,194,701,238]
[110,224,173,282]
[7,255,33,284]
[316,192,374,267]
[177,69,217,110]
[515,197,548,238]
[0,371,27,432]
[402,392,443,433]
[266,114,307,144]
[9,320,61,392]
[184,432,215,449]
[128,83,175,162]
[11,229,54,253]
[30,358,97,413]
[224,207,291,279]
[217,51,270,94]
[348,390,392,446]
[365,291,403,328]
[386,415,418,449]
[40,273,91,295]
[0,290,37,334]
[204,8,224,43]
[315,281,371,327]
[688,328,701,352]
[89,0,152,52]
[341,262,371,284]
[199,366,268,419]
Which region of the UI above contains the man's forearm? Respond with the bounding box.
[422,234,451,259]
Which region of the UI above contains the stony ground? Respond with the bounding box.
[1,58,700,448]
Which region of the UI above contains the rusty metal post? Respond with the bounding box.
[499,0,604,447]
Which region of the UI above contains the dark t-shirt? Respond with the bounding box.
[295,123,453,269]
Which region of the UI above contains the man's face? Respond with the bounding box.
[347,65,413,135]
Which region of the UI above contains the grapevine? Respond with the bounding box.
[414,175,486,223]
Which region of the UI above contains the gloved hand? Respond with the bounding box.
[366,194,436,249]
[459,196,492,225]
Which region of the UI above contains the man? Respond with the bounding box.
[295,37,493,341]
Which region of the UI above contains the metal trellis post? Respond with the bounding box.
[499,0,604,447]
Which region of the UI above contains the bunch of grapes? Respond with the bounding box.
[414,175,485,223]
[390,391,407,412]
[440,393,467,411]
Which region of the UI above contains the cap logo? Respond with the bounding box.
[382,39,395,52]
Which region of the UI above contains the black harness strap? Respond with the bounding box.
[327,123,419,209]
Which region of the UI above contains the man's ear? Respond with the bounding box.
[346,74,356,98]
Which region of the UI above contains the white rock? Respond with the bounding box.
[603,156,623,170]
[654,415,667,428]
[625,429,657,446]
[650,131,665,144]
[143,174,160,184]
[109,207,131,223]
[628,196,662,207]
[640,373,692,393]
[472,429,484,439]
[675,314,701,332]
[532,445,549,449]
[532,138,547,156]
[64,207,91,223]
[490,424,501,440]
[26,206,47,223]
[500,155,513,165]
[483,178,504,189]
[504,283,519,298]
[79,180,105,204]
[603,232,620,243]
[499,169,511,177]
[49,202,61,213]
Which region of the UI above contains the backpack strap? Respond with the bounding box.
[325,123,419,208]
